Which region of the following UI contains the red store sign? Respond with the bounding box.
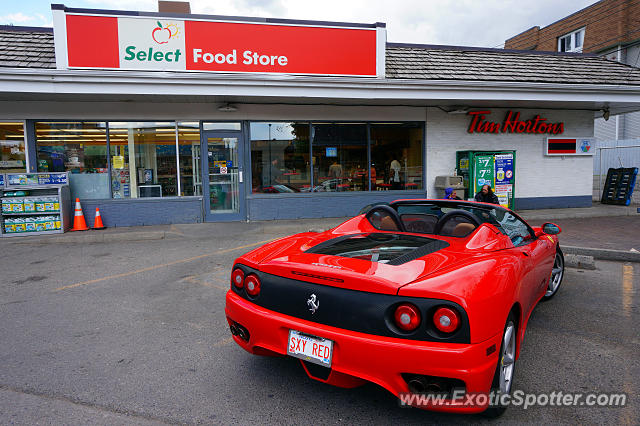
[467,110,565,135]
[54,10,381,77]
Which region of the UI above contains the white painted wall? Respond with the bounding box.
[426,107,594,200]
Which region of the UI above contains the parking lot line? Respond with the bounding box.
[53,239,275,292]
[181,274,229,291]
[212,336,235,348]
[622,264,633,319]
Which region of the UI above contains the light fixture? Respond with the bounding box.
[602,108,610,121]
[218,103,238,112]
[446,106,469,114]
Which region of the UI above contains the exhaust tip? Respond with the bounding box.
[402,373,465,397]
[228,320,250,342]
[407,379,426,393]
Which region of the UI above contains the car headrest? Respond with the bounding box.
[452,222,477,237]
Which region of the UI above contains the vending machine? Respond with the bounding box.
[455,150,516,209]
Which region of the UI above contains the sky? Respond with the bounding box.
[0,0,597,48]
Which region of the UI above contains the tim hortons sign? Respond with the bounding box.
[53,9,382,77]
[467,110,565,135]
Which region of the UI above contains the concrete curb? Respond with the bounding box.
[564,253,596,270]
[562,245,640,263]
[5,230,167,244]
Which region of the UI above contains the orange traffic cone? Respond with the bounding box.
[70,198,89,231]
[93,207,106,230]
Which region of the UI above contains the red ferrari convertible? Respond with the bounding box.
[225,199,564,416]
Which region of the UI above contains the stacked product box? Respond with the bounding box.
[4,216,61,234]
[2,196,25,213]
[2,192,62,234]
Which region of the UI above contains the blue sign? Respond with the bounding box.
[6,173,68,186]
[495,154,514,185]
[326,147,337,157]
[0,174,4,187]
[38,173,68,185]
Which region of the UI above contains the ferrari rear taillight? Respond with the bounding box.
[231,268,245,289]
[433,307,460,333]
[245,274,261,297]
[394,303,421,332]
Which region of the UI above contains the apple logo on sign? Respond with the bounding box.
[152,21,175,44]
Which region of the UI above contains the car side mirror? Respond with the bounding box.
[542,222,561,235]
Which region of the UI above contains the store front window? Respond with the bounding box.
[311,123,367,192]
[33,120,423,203]
[371,123,423,190]
[250,122,310,193]
[0,122,27,173]
[177,122,202,196]
[250,121,423,193]
[108,122,178,198]
[36,122,109,199]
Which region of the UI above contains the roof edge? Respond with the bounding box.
[504,26,540,43]
[0,25,53,33]
[386,42,599,57]
[2,67,639,89]
[50,4,385,29]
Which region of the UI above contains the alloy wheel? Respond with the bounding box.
[546,252,564,297]
[499,322,516,394]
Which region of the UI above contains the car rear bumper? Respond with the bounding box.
[225,291,502,413]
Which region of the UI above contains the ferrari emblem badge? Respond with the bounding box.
[307,294,320,314]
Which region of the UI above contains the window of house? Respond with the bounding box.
[0,122,26,173]
[558,28,585,53]
[36,122,109,199]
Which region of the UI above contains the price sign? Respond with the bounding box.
[473,155,495,194]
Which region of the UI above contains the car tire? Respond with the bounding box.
[542,247,564,301]
[482,311,517,418]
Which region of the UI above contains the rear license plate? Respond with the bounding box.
[287,329,333,368]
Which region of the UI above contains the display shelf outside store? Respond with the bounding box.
[0,172,72,237]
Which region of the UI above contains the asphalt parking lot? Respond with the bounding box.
[0,222,638,425]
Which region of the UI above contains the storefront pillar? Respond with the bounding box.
[25,120,37,173]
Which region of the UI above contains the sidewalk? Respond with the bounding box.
[519,203,639,259]
[2,203,638,261]
[517,202,638,221]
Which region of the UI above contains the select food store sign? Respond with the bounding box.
[53,11,381,77]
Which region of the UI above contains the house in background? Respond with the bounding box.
[504,0,640,142]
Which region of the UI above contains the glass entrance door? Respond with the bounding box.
[202,131,245,221]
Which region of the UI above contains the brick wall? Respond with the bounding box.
[505,27,540,50]
[248,192,426,220]
[81,197,203,227]
[505,0,640,53]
